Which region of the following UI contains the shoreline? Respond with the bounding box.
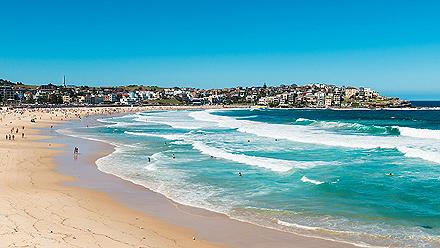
[54,108,357,248]
[0,106,357,247]
[0,106,223,247]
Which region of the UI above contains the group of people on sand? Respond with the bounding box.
[5,126,25,141]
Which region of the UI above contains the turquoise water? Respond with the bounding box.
[62,109,440,247]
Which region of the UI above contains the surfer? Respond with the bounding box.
[148,157,151,162]
[386,173,394,176]
[238,172,242,177]
[172,153,175,159]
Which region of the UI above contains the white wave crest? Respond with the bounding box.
[295,118,397,135]
[189,110,440,165]
[300,176,324,185]
[191,141,327,172]
[397,126,440,140]
[124,131,183,140]
[133,111,214,130]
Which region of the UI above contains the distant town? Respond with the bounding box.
[0,78,411,108]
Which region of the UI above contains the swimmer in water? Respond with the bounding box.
[172,153,175,159]
[387,173,394,176]
[238,172,242,176]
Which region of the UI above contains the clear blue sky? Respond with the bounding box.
[1,0,440,100]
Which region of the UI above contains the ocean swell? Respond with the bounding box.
[294,118,400,136]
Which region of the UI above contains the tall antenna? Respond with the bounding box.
[63,75,66,87]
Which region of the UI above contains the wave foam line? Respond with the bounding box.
[189,111,395,149]
[126,130,332,172]
[133,112,214,130]
[300,176,324,185]
[189,110,440,164]
[397,126,440,140]
[276,220,385,248]
[277,219,320,231]
[294,118,399,135]
[124,131,183,140]
[192,141,328,172]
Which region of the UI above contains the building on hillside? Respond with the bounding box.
[62,95,71,104]
[0,86,15,103]
[316,92,326,108]
[325,93,333,108]
[332,93,342,107]
[103,93,118,103]
[344,87,359,99]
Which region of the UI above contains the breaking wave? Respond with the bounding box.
[397,126,440,140]
[191,141,332,172]
[294,118,399,135]
[189,111,440,164]
[300,176,324,185]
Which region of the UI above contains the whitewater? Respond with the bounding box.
[189,110,440,164]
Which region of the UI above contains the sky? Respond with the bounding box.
[1,0,440,100]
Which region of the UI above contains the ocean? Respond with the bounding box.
[61,108,440,247]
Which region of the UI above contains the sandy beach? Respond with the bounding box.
[0,106,354,248]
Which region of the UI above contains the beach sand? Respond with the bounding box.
[0,106,354,247]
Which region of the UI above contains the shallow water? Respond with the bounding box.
[60,108,440,247]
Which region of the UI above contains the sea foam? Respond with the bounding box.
[190,110,440,164]
[124,131,184,140]
[192,141,328,172]
[294,118,399,135]
[300,176,324,185]
[397,126,440,140]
